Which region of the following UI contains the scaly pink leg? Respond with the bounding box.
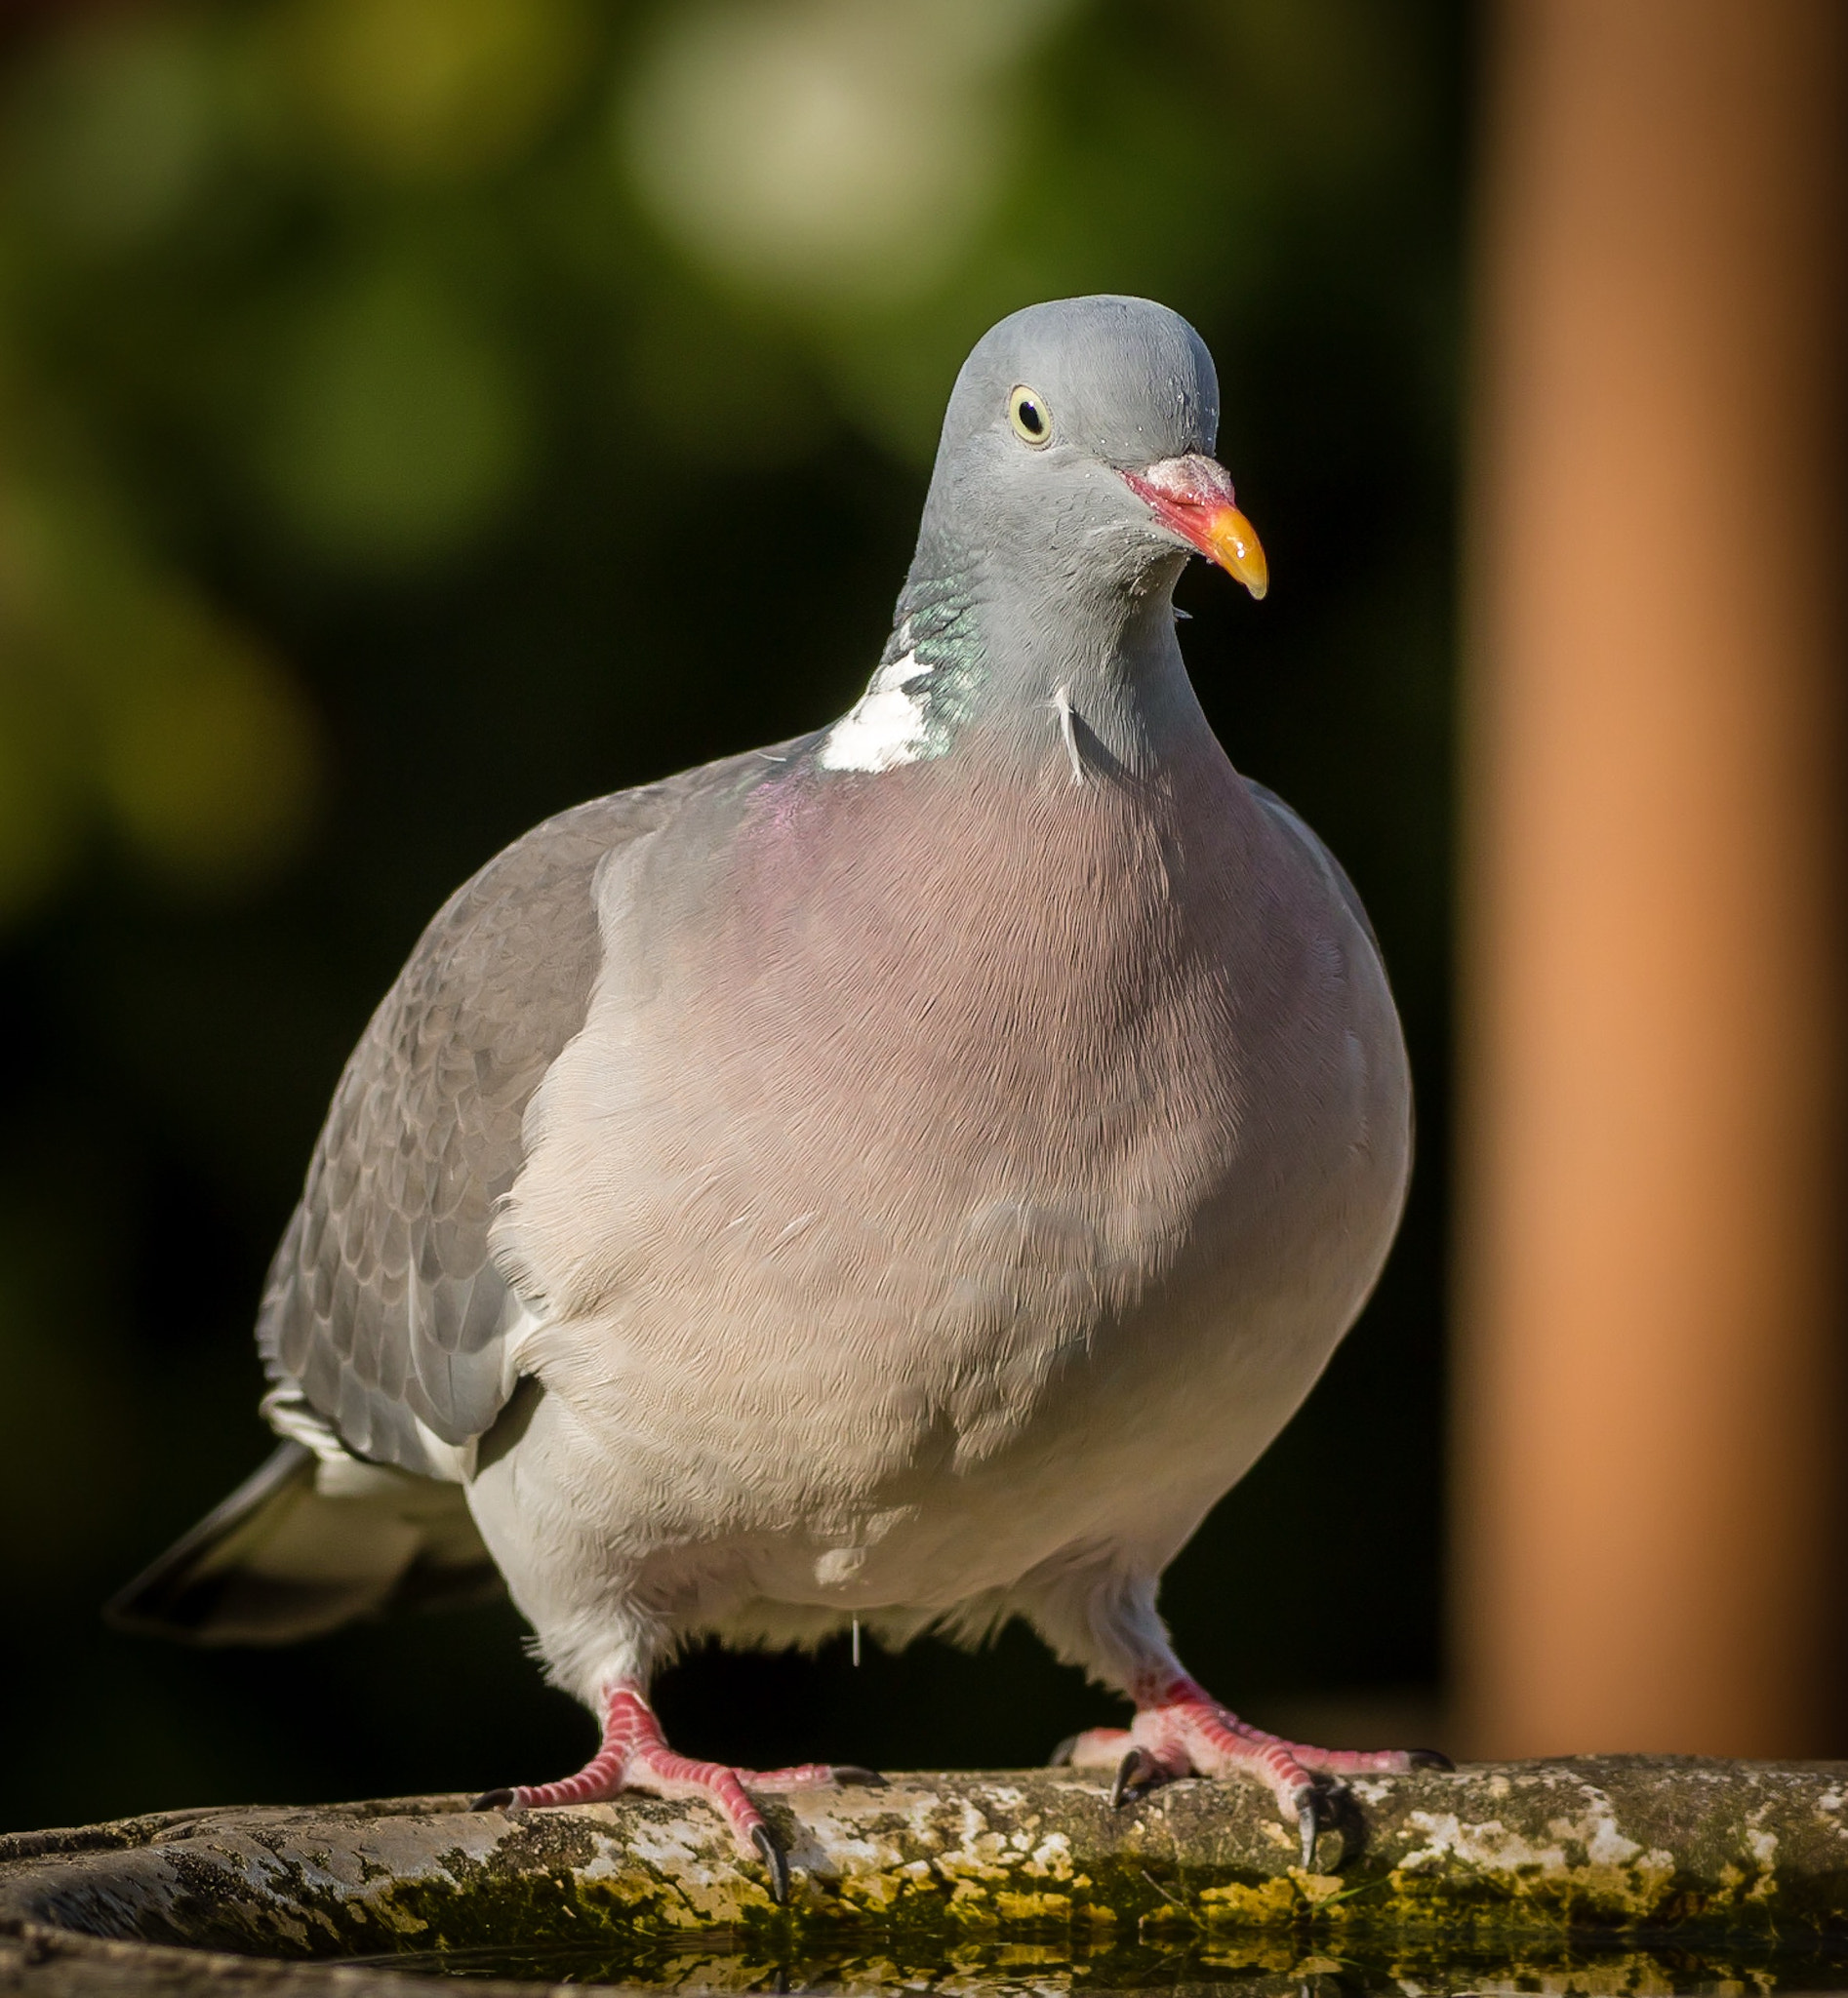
[470,1683,880,1901]
[1054,1670,1451,1866]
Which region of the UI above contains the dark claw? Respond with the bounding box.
[1408,1748,1455,1771]
[1048,1735,1079,1767]
[831,1765,887,1787]
[470,1788,519,1813]
[751,1821,790,1905]
[1109,1746,1168,1809]
[1296,1786,1320,1869]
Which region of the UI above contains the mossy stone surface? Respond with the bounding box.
[5,1760,1848,1991]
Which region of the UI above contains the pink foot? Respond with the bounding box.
[1054,1673,1451,1866]
[470,1684,881,1901]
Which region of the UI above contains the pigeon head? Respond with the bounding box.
[822,297,1266,777]
[915,295,1267,605]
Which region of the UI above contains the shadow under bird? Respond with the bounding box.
[111,295,1445,1899]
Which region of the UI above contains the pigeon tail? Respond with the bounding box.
[104,1441,500,1645]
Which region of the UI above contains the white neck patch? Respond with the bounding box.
[818,653,933,773]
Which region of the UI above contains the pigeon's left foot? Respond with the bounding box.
[1052,1672,1451,1867]
[470,1683,881,1901]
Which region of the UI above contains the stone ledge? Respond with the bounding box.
[4,1759,1848,1991]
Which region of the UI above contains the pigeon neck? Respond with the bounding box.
[818,536,1213,781]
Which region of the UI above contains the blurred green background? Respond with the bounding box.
[0,0,1466,1830]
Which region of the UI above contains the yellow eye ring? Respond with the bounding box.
[1007,384,1052,446]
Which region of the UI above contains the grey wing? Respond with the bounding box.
[1245,778,1384,960]
[257,785,675,1476]
[1247,775,1411,1166]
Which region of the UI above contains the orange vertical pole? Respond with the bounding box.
[1455,1,1845,1757]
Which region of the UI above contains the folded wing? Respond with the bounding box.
[256,782,694,1475]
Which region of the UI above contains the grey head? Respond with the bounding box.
[824,297,1267,774]
[909,296,1265,608]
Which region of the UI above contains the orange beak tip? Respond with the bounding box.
[1208,505,1268,600]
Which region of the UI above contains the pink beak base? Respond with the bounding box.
[1122,456,1269,599]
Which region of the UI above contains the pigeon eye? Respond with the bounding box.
[1008,385,1051,447]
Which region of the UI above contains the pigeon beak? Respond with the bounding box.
[1122,455,1269,600]
[1199,504,1268,600]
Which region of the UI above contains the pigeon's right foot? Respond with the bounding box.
[469,1683,880,1901]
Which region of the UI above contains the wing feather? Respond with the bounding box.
[255,781,685,1474]
[1245,777,1384,959]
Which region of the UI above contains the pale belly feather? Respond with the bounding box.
[481,749,1410,1646]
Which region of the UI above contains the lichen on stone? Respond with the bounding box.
[8,1757,1848,1994]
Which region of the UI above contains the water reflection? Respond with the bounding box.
[333,1932,1848,1994]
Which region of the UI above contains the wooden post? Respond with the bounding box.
[1455,1,1845,1757]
